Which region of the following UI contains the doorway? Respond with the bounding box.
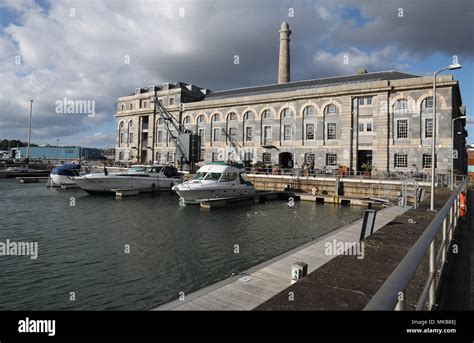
[357,150,372,172]
[279,152,294,169]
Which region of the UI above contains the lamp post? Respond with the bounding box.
[451,115,467,190]
[430,63,462,211]
[56,139,60,161]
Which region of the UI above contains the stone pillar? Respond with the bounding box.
[278,22,291,84]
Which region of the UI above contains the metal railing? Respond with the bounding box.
[364,179,467,310]
[245,167,453,183]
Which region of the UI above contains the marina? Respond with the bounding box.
[0,178,367,310]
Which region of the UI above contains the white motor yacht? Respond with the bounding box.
[172,162,256,204]
[74,165,181,194]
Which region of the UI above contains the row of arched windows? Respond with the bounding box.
[180,104,339,125]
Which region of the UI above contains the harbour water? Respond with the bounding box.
[0,179,365,310]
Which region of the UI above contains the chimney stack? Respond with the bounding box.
[278,22,291,84]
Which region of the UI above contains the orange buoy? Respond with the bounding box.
[460,191,466,217]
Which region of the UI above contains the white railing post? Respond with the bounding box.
[442,218,447,264]
[429,240,437,308]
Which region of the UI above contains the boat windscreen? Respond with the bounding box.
[204,173,221,181]
[193,172,207,180]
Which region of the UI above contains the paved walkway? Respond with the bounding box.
[153,205,408,311]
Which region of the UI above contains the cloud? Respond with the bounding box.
[312,46,410,76]
[80,132,114,147]
[0,0,472,146]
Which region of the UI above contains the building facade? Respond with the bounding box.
[115,23,467,175]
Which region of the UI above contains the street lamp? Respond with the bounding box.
[451,115,467,190]
[56,139,60,161]
[430,63,462,211]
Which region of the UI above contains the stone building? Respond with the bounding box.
[115,22,467,175]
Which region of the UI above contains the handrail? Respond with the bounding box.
[364,179,467,310]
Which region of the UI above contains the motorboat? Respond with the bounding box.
[50,163,82,186]
[74,165,181,194]
[172,162,256,204]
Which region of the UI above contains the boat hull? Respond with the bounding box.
[75,174,180,194]
[174,186,256,204]
[50,174,76,187]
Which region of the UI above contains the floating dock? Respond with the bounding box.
[199,191,295,209]
[152,205,408,311]
[15,176,50,183]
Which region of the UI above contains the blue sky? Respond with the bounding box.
[0,0,472,147]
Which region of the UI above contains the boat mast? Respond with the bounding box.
[26,99,33,168]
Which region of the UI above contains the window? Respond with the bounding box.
[167,152,174,162]
[213,128,220,142]
[262,109,272,119]
[263,126,272,145]
[157,130,163,143]
[425,118,433,138]
[263,153,272,164]
[422,154,437,169]
[120,104,125,111]
[327,123,337,140]
[229,127,237,141]
[283,125,292,141]
[155,152,161,163]
[118,151,123,160]
[197,115,205,123]
[244,111,253,121]
[306,123,315,140]
[168,131,173,143]
[395,99,408,110]
[326,153,337,166]
[228,112,237,121]
[245,127,253,142]
[212,114,220,122]
[358,98,365,105]
[169,97,175,105]
[366,123,372,132]
[367,96,373,105]
[220,173,237,182]
[157,118,164,125]
[397,120,408,139]
[303,105,314,116]
[158,99,163,106]
[183,116,191,124]
[359,123,364,132]
[198,128,205,141]
[128,122,133,144]
[394,154,408,168]
[305,153,315,164]
[281,108,291,118]
[425,97,433,108]
[130,102,134,110]
[326,104,337,114]
[119,122,125,145]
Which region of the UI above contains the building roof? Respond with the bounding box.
[205,70,420,100]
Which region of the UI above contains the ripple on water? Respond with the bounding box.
[0,180,365,310]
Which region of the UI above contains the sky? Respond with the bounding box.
[0,0,473,148]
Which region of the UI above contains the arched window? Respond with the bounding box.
[303,105,315,116]
[394,99,408,111]
[119,122,125,145]
[128,121,133,144]
[243,111,254,121]
[183,116,192,124]
[212,113,220,122]
[130,102,134,111]
[227,112,237,121]
[422,97,434,109]
[262,109,272,119]
[280,108,292,118]
[197,115,205,124]
[157,118,164,125]
[324,104,337,115]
